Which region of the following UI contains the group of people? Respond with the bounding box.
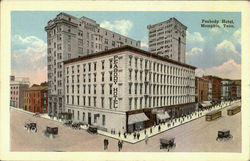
[104,138,124,151]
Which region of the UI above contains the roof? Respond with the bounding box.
[64,45,196,69]
[26,85,48,92]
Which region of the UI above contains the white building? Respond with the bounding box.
[45,12,141,117]
[208,81,212,101]
[64,45,196,133]
[147,17,187,63]
[10,76,30,108]
[221,79,231,100]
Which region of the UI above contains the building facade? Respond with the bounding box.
[231,80,241,99]
[203,75,222,101]
[64,45,196,133]
[208,81,212,101]
[195,77,209,102]
[221,79,232,100]
[23,83,48,114]
[10,76,30,109]
[147,18,187,63]
[45,12,141,117]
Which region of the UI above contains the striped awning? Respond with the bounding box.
[128,113,149,125]
[157,112,170,120]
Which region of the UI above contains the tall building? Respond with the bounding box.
[45,12,141,117]
[195,77,209,102]
[231,80,241,99]
[147,18,187,63]
[221,79,232,100]
[23,82,48,114]
[64,45,196,133]
[203,75,222,101]
[10,76,30,109]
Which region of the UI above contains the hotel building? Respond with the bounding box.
[45,12,141,117]
[10,76,30,109]
[147,18,187,63]
[64,45,196,133]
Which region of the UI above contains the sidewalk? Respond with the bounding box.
[11,100,240,144]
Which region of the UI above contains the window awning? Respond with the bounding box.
[157,112,170,120]
[128,113,149,125]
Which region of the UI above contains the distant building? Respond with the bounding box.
[10,76,30,109]
[63,45,196,133]
[147,17,187,63]
[231,80,241,99]
[195,77,209,102]
[208,81,212,101]
[203,75,222,101]
[45,12,141,118]
[23,83,48,114]
[221,79,232,100]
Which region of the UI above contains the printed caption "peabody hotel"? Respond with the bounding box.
[201,19,234,28]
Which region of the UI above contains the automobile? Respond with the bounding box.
[24,122,37,133]
[44,126,58,139]
[87,126,98,134]
[160,137,176,151]
[216,129,233,141]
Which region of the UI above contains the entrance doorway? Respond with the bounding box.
[88,112,91,125]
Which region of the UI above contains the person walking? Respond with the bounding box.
[133,132,136,139]
[137,132,140,140]
[145,134,148,144]
[118,140,122,151]
[158,125,161,132]
[104,138,109,150]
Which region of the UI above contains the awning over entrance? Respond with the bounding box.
[200,101,212,107]
[128,113,149,125]
[157,112,170,120]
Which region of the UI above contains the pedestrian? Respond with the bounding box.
[150,128,152,134]
[133,132,136,139]
[118,140,122,151]
[145,134,148,144]
[137,132,140,140]
[144,129,146,135]
[104,138,109,150]
[118,131,121,137]
[158,125,161,132]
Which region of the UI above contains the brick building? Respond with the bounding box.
[203,75,222,101]
[231,80,241,99]
[24,83,48,114]
[195,77,209,102]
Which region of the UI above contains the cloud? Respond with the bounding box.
[195,59,241,80]
[11,35,47,85]
[186,47,203,56]
[186,31,204,44]
[216,40,239,54]
[139,36,148,51]
[233,28,241,44]
[100,20,133,36]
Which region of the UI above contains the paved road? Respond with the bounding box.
[10,102,241,152]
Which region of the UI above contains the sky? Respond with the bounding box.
[11,11,241,85]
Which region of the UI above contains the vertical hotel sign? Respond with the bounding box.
[113,55,119,109]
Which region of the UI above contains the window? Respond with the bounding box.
[83,85,86,94]
[72,96,74,105]
[94,62,97,71]
[88,74,91,82]
[102,115,105,126]
[77,111,79,120]
[102,84,105,94]
[140,84,142,94]
[140,97,143,109]
[88,63,91,71]
[72,66,74,74]
[110,72,112,81]
[140,71,143,81]
[102,72,104,82]
[66,85,69,93]
[102,61,105,70]
[94,115,97,123]
[135,84,137,94]
[94,85,96,94]
[72,85,74,93]
[83,74,86,82]
[67,95,69,104]
[88,96,91,106]
[129,56,132,66]
[129,70,132,80]
[135,58,138,68]
[88,85,91,94]
[83,64,86,72]
[135,70,138,80]
[101,97,104,108]
[94,73,96,82]
[83,96,86,106]
[94,97,96,107]
[129,83,132,94]
[77,85,79,94]
[134,98,137,109]
[109,84,112,95]
[109,59,112,69]
[77,75,80,83]
[129,98,132,110]
[109,98,112,109]
[82,112,85,121]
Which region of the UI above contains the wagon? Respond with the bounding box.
[71,122,81,130]
[44,126,58,138]
[216,130,233,141]
[160,137,176,151]
[24,122,37,133]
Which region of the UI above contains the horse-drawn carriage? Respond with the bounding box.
[160,137,176,151]
[216,130,233,141]
[71,122,82,130]
[24,122,37,133]
[87,125,98,134]
[44,126,58,138]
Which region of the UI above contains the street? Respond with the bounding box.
[10,102,241,152]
